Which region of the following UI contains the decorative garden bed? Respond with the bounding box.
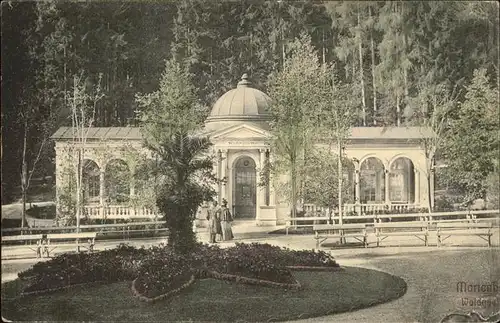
[16,242,340,300]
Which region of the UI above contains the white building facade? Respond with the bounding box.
[52,74,434,225]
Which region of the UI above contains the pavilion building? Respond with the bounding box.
[52,74,434,225]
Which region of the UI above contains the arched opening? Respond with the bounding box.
[389,157,415,203]
[232,156,257,219]
[82,159,100,203]
[360,157,385,203]
[105,159,130,204]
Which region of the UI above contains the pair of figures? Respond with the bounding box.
[207,199,233,243]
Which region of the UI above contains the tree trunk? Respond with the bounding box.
[22,163,27,232]
[338,140,343,225]
[401,6,409,114]
[396,94,401,126]
[357,3,367,126]
[291,161,297,219]
[369,7,377,125]
[427,172,433,214]
[76,149,81,233]
[322,29,326,67]
[21,118,28,231]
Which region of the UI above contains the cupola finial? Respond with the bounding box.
[237,73,251,87]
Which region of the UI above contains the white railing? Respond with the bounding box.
[302,203,420,216]
[83,205,158,219]
[283,209,499,232]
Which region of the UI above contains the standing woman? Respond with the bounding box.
[219,199,234,241]
[206,200,220,243]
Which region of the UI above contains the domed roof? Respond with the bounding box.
[207,74,271,121]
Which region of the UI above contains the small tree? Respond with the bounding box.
[18,84,57,229]
[55,73,104,229]
[267,34,325,218]
[303,147,354,222]
[317,66,358,225]
[136,58,215,253]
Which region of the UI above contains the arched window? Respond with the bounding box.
[360,157,385,203]
[389,157,415,203]
[82,159,100,203]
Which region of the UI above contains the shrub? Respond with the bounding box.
[227,243,338,268]
[18,242,340,297]
[136,249,194,298]
[486,171,499,209]
[26,204,56,219]
[433,196,455,212]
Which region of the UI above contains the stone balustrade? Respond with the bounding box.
[83,205,158,219]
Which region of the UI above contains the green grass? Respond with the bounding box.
[1,267,406,322]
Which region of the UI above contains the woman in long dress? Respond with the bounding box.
[219,199,234,241]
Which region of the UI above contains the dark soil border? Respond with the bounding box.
[130,265,342,303]
[131,275,196,303]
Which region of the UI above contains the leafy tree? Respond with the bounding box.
[136,59,215,253]
[443,68,499,202]
[267,34,324,218]
[317,66,358,224]
[303,148,354,222]
[406,82,458,213]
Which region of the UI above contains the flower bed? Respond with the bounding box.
[18,242,340,299]
[228,243,339,268]
[134,248,194,298]
[18,244,149,294]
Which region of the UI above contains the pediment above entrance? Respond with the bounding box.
[209,123,270,142]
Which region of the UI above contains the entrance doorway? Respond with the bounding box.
[232,156,256,219]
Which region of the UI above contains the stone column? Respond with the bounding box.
[414,169,420,205]
[355,168,361,203]
[384,169,390,204]
[259,149,266,206]
[221,149,228,202]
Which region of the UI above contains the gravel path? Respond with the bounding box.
[292,248,500,323]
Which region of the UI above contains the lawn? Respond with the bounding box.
[1,266,406,322]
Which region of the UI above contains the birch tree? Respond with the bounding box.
[68,73,104,231]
